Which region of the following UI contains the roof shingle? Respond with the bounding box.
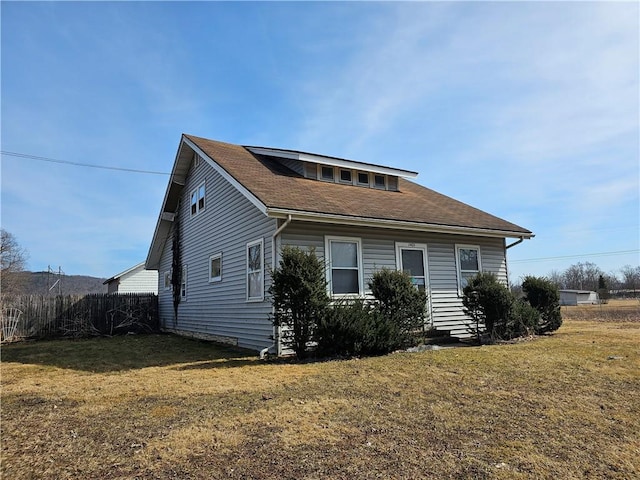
[185,134,532,237]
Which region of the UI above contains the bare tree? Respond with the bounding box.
[547,269,565,289]
[563,262,603,291]
[620,265,640,296]
[1,229,29,294]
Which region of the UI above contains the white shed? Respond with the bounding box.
[104,262,158,294]
[559,290,599,306]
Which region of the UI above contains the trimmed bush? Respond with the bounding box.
[510,298,540,338]
[462,273,514,342]
[269,246,329,359]
[315,299,391,357]
[369,268,427,347]
[522,276,562,334]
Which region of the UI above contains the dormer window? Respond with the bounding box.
[374,175,386,189]
[320,166,334,181]
[339,169,352,183]
[357,172,369,185]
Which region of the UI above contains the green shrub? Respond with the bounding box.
[522,276,562,334]
[316,299,392,357]
[369,268,427,347]
[510,299,540,338]
[269,246,329,359]
[462,272,514,342]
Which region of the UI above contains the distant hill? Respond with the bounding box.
[17,271,108,295]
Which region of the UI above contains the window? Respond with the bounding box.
[190,183,205,216]
[163,271,171,290]
[209,253,222,283]
[180,265,187,300]
[325,236,363,296]
[373,174,386,189]
[339,169,352,183]
[320,165,334,181]
[247,239,264,301]
[357,171,370,185]
[455,245,482,292]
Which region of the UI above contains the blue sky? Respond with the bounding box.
[1,1,638,283]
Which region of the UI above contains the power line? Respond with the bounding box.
[1,150,170,176]
[511,249,640,264]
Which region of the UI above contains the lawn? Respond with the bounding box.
[2,306,639,479]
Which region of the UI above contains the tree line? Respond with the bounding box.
[543,262,640,295]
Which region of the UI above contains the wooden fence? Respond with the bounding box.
[0,293,159,341]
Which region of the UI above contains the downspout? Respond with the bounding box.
[260,214,293,359]
[505,236,525,289]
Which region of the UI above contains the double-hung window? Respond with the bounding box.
[455,245,481,292]
[190,183,205,216]
[325,236,363,296]
[247,239,264,301]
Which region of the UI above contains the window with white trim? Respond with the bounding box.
[163,270,171,290]
[373,174,386,189]
[455,245,482,292]
[339,169,352,183]
[209,253,222,283]
[357,171,370,185]
[190,183,205,216]
[246,239,264,301]
[180,265,187,300]
[320,165,335,182]
[325,236,363,296]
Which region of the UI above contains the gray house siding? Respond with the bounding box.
[156,158,277,351]
[280,222,507,337]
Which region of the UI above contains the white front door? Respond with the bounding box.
[396,242,431,325]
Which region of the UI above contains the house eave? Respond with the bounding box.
[265,208,534,239]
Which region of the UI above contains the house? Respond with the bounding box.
[559,290,599,306]
[146,134,533,354]
[103,262,158,294]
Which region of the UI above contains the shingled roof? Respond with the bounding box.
[147,134,532,269]
[184,134,532,237]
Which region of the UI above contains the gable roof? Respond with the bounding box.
[146,134,532,269]
[103,262,145,285]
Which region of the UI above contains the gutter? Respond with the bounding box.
[266,207,533,240]
[506,236,527,249]
[260,214,293,359]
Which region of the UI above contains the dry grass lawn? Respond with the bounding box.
[2,302,639,479]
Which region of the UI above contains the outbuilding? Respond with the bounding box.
[559,289,599,306]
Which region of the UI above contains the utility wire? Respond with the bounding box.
[1,150,170,176]
[511,249,640,264]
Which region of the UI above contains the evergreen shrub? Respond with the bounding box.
[269,246,329,359]
[521,276,562,334]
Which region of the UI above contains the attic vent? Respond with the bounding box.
[193,153,200,168]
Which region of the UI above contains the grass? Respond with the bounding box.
[2,308,639,479]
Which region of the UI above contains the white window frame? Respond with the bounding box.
[163,270,172,290]
[209,253,222,283]
[339,168,353,184]
[180,265,187,301]
[190,182,206,217]
[395,242,432,326]
[357,171,370,186]
[373,174,386,189]
[455,244,482,294]
[246,239,264,302]
[318,165,335,182]
[325,236,364,297]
